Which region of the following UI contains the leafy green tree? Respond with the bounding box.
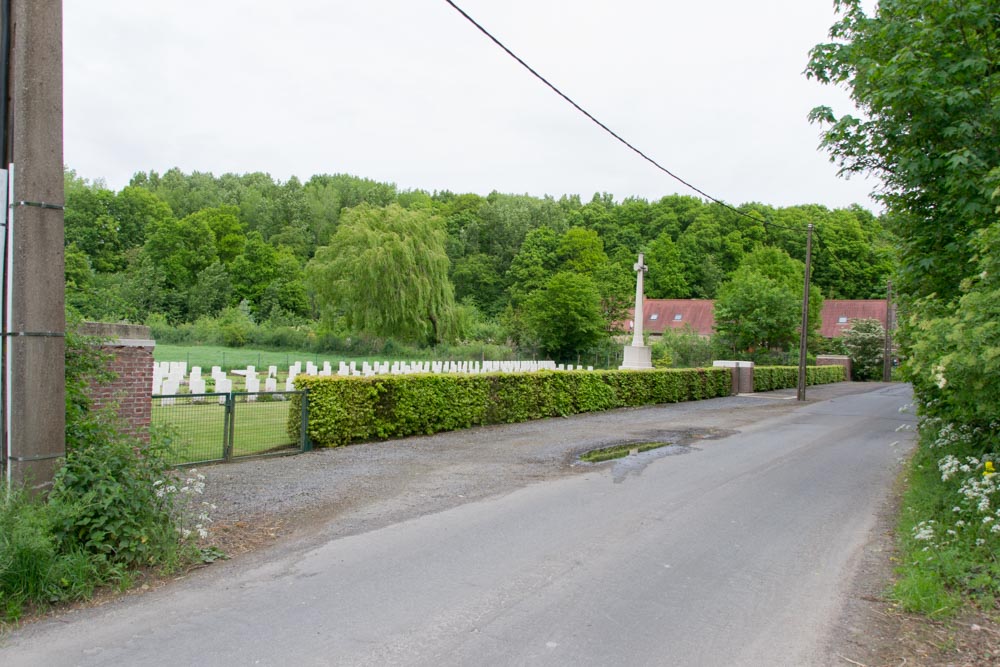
[228,232,281,317]
[645,232,690,298]
[142,211,218,290]
[675,208,761,298]
[64,243,95,315]
[451,253,504,315]
[557,227,608,275]
[714,267,800,355]
[506,226,561,305]
[134,168,224,219]
[258,250,310,318]
[907,221,1000,424]
[64,180,121,273]
[184,206,245,265]
[187,261,233,319]
[302,178,343,247]
[841,318,885,381]
[111,185,175,252]
[713,248,820,355]
[306,203,458,345]
[523,271,606,361]
[806,0,1000,302]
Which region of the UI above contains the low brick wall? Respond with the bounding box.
[80,322,155,437]
[816,355,852,381]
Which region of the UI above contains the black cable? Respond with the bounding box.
[442,0,806,232]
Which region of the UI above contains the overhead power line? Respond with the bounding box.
[441,0,805,233]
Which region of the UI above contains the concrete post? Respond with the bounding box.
[5,0,64,492]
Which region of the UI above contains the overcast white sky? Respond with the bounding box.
[63,0,880,210]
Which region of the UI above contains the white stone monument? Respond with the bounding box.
[620,252,653,370]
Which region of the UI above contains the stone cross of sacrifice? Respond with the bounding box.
[631,252,648,347]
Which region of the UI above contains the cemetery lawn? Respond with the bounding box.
[153,399,298,464]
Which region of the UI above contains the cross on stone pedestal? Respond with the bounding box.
[631,252,648,348]
[620,251,653,370]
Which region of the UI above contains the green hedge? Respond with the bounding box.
[290,368,732,447]
[753,365,846,392]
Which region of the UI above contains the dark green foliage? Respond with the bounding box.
[752,365,845,392]
[291,369,734,447]
[1,321,197,622]
[0,492,104,621]
[49,419,180,567]
[522,272,606,362]
[807,0,1000,303]
[650,327,715,368]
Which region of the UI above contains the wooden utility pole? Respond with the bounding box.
[882,280,893,382]
[3,0,65,492]
[796,224,814,402]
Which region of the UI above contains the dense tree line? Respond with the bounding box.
[65,166,894,359]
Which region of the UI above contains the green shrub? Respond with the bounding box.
[292,368,732,447]
[1,320,205,623]
[752,365,845,392]
[0,491,105,621]
[49,418,185,568]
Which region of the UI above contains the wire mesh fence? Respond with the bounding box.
[151,391,309,466]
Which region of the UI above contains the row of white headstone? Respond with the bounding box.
[153,359,595,404]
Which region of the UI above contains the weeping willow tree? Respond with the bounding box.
[306,203,458,345]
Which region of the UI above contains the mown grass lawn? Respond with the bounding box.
[152,398,300,465]
[153,344,374,373]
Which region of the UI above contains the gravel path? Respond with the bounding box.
[198,382,890,554]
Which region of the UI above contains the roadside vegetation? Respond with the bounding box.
[0,326,212,625]
[808,0,999,618]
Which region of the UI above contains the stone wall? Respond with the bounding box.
[80,322,155,437]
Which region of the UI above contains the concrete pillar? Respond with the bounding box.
[713,360,755,395]
[6,0,65,492]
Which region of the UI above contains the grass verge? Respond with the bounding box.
[892,420,1000,617]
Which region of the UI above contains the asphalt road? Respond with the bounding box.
[2,383,915,666]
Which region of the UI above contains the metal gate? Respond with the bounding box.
[151,391,310,466]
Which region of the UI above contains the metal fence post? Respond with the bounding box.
[223,392,235,461]
[300,390,312,452]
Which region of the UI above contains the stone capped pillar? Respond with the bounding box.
[80,323,155,438]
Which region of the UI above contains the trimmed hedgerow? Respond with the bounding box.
[290,368,732,447]
[753,365,846,392]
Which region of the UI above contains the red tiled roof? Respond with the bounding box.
[624,298,892,339]
[625,299,716,337]
[820,300,891,338]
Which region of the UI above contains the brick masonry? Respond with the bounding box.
[816,355,852,381]
[80,322,155,438]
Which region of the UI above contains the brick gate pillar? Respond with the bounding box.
[79,322,155,438]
